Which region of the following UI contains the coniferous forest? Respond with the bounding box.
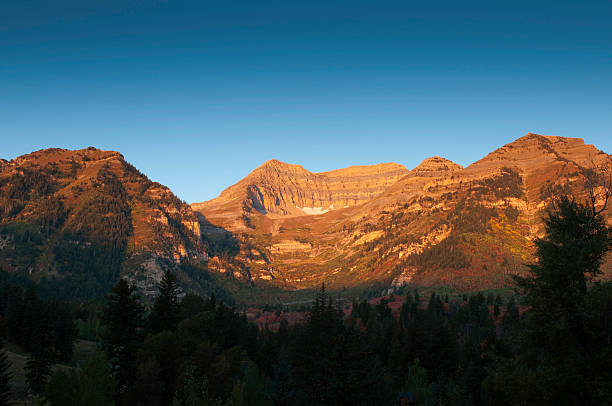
[2,0,610,403]
[0,196,610,405]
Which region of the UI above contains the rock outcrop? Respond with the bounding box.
[194,134,612,293]
[192,160,409,220]
[411,156,463,177]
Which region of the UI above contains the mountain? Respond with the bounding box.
[0,147,210,298]
[2,135,609,302]
[192,160,408,224]
[194,134,612,293]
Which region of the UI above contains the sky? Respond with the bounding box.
[1,1,611,203]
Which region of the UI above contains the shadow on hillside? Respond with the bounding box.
[195,212,240,257]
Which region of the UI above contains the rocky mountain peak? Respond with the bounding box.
[194,160,410,222]
[467,133,603,173]
[318,162,408,178]
[411,156,462,176]
[250,159,311,178]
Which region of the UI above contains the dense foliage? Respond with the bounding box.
[485,197,612,404]
[0,196,610,405]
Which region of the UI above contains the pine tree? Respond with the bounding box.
[0,340,13,405]
[487,197,612,404]
[25,336,53,396]
[515,197,611,403]
[148,270,181,334]
[101,278,144,395]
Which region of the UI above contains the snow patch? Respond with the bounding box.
[297,206,332,215]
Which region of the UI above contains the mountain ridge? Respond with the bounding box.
[1,134,610,302]
[192,159,410,223]
[193,133,612,293]
[0,146,211,298]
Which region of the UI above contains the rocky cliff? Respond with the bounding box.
[194,134,612,294]
[192,160,409,225]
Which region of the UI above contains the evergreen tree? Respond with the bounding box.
[102,278,144,396]
[148,270,181,334]
[46,351,116,406]
[487,197,612,404]
[0,340,12,405]
[25,339,53,396]
[24,289,56,397]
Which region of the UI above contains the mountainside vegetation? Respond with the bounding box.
[1,135,611,306]
[1,193,609,404]
[195,134,612,298]
[0,148,211,300]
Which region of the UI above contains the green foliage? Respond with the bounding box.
[148,270,182,334]
[46,351,116,406]
[76,318,105,341]
[25,349,53,395]
[0,340,12,405]
[230,364,272,406]
[486,197,612,404]
[134,331,183,405]
[2,167,59,201]
[290,284,392,405]
[407,235,471,270]
[101,279,144,395]
[404,359,433,405]
[474,167,523,199]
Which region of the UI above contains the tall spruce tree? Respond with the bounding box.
[25,331,54,396]
[486,197,612,404]
[148,269,181,334]
[102,278,144,396]
[0,340,12,405]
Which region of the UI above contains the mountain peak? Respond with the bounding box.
[12,147,124,166]
[318,162,408,178]
[412,156,462,176]
[468,133,602,172]
[511,133,584,147]
[254,159,309,174]
[195,161,410,221]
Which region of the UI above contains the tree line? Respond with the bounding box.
[0,195,609,405]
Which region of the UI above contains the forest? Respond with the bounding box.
[0,196,610,405]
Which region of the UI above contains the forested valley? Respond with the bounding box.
[0,197,610,405]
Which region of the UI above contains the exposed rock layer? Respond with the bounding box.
[192,160,409,219]
[195,134,612,292]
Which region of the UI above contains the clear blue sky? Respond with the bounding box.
[2,1,611,203]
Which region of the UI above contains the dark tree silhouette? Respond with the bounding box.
[102,278,144,396]
[486,197,612,404]
[148,270,181,334]
[0,340,12,405]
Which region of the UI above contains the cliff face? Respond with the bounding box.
[192,160,409,223]
[0,147,208,297]
[194,134,612,293]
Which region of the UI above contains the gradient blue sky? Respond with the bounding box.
[2,1,611,203]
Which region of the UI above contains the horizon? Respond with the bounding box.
[2,132,609,204]
[2,1,611,203]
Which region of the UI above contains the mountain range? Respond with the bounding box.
[1,134,610,301]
